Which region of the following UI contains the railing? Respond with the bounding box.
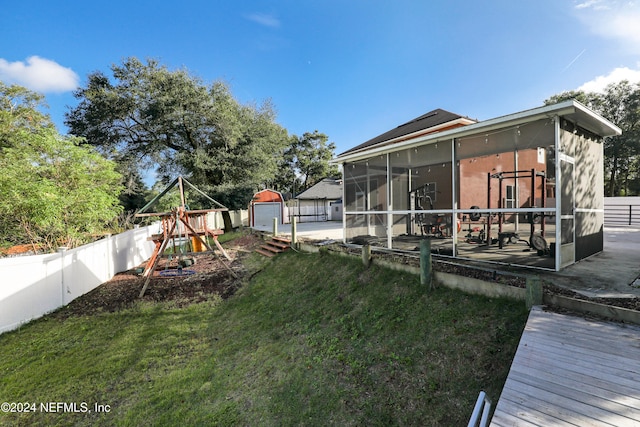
[604,204,640,226]
[468,391,492,427]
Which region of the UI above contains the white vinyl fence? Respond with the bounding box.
[0,225,157,335]
[206,209,249,229]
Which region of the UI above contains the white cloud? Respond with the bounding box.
[575,0,610,10]
[0,56,79,93]
[578,66,640,92]
[574,1,640,53]
[246,13,280,28]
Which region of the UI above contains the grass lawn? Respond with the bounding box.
[0,240,528,426]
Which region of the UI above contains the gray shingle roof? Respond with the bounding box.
[339,108,471,156]
[296,178,342,200]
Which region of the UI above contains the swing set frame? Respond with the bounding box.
[134,176,236,298]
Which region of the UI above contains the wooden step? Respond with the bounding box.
[261,244,282,253]
[255,236,292,257]
[272,236,291,245]
[266,240,289,250]
[255,248,276,257]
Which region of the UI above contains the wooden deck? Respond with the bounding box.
[491,306,640,426]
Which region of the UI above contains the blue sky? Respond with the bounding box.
[2,0,640,158]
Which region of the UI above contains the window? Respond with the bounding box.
[505,185,515,209]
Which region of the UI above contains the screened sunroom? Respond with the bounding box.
[335,100,621,271]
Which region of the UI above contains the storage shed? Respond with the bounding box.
[333,100,621,271]
[250,189,285,227]
[293,178,343,222]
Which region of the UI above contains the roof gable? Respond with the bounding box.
[296,178,343,200]
[340,108,474,156]
[252,189,284,203]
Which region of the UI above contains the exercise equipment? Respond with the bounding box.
[469,206,482,222]
[407,183,461,238]
[486,169,548,253]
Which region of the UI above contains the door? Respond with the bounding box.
[253,202,282,228]
[559,153,575,268]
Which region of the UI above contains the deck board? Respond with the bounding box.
[490,306,640,426]
[516,336,640,382]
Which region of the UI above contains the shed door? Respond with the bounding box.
[253,202,282,227]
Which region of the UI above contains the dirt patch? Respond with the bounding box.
[0,243,44,257]
[54,233,263,318]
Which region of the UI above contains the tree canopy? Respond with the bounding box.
[545,80,640,196]
[272,131,340,196]
[65,57,291,209]
[0,83,123,251]
[0,82,53,150]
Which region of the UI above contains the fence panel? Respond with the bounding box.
[0,225,156,334]
[604,197,640,226]
[0,253,62,333]
[206,209,249,229]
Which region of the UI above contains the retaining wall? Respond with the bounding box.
[299,242,640,324]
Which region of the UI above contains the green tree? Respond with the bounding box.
[545,81,640,196]
[0,82,53,149]
[272,131,340,195]
[0,83,123,250]
[65,57,289,211]
[117,161,151,213]
[597,81,640,196]
[543,90,592,108]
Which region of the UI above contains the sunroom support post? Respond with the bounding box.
[554,116,561,271]
[451,138,457,257]
[387,153,393,249]
[407,167,412,235]
[341,163,346,244]
[514,148,520,231]
[366,161,371,236]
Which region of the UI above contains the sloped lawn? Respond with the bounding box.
[0,236,527,426]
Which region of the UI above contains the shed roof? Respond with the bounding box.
[251,189,284,203]
[339,108,476,156]
[296,178,343,200]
